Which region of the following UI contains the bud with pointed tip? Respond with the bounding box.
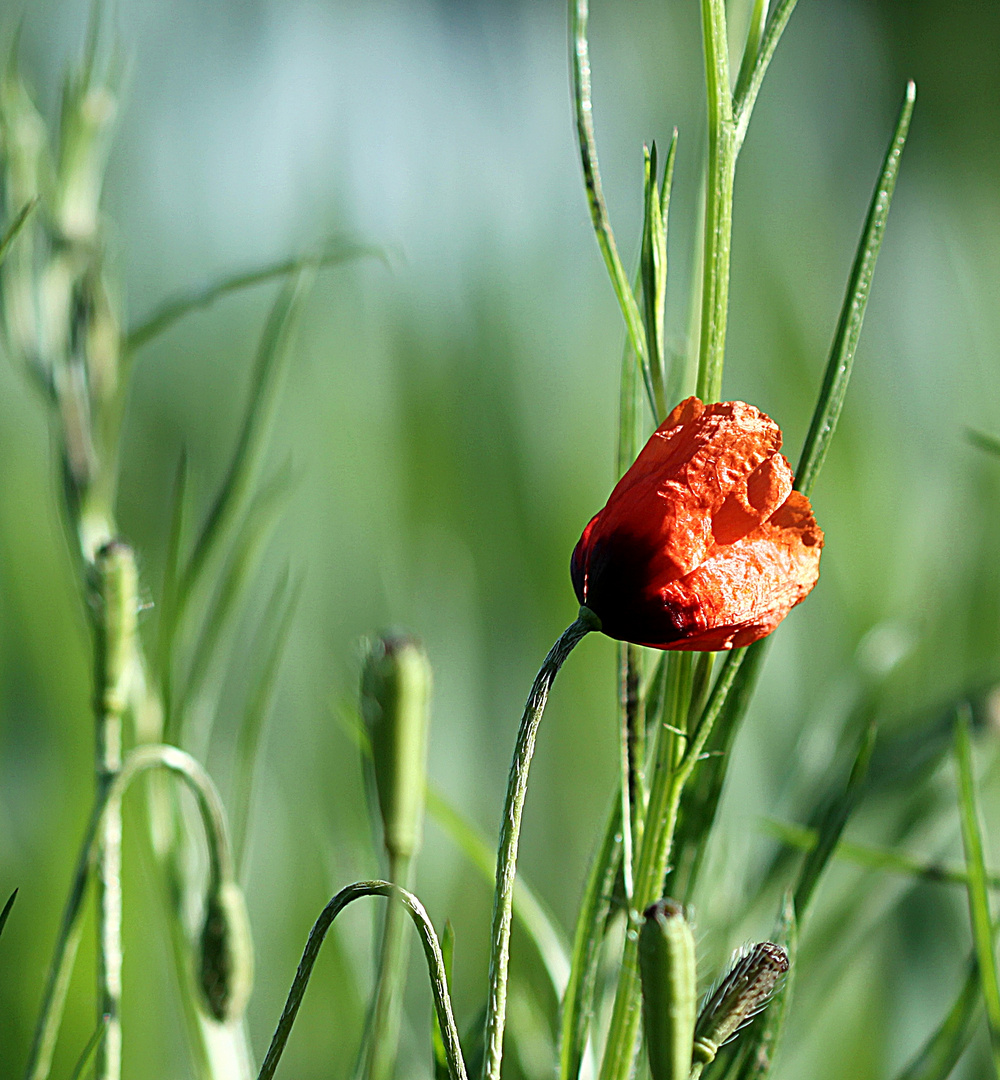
[693,941,788,1065]
[360,633,432,863]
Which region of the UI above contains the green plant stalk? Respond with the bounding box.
[954,711,1000,1076]
[570,0,655,412]
[598,651,746,1080]
[558,797,623,1080]
[695,0,736,404]
[257,882,467,1080]
[91,561,131,1080]
[365,852,414,1080]
[481,610,599,1080]
[24,745,232,1080]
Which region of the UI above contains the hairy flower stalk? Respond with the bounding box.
[91,541,137,1080]
[482,609,599,1080]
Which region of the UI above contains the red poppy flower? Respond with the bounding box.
[571,397,823,651]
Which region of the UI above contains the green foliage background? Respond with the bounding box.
[2,1,1000,1077]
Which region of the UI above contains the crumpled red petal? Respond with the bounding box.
[571,398,823,650]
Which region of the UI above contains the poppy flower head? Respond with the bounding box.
[571,397,823,650]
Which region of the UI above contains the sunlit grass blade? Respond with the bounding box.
[894,953,979,1080]
[125,239,382,352]
[0,888,16,940]
[232,569,301,874]
[559,798,624,1080]
[968,428,1000,458]
[732,0,769,110]
[793,723,877,919]
[732,0,797,151]
[570,0,653,412]
[157,449,187,741]
[433,921,457,1080]
[177,270,310,608]
[177,462,295,730]
[425,787,570,998]
[954,707,1000,1076]
[795,81,916,497]
[763,816,1000,891]
[68,1016,109,1080]
[0,197,38,266]
[640,143,667,421]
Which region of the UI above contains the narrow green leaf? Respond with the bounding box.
[125,239,383,352]
[968,428,1000,459]
[732,0,769,110]
[157,448,188,742]
[0,888,17,940]
[763,816,1000,891]
[733,0,798,151]
[178,462,295,725]
[231,570,301,874]
[68,1016,109,1080]
[424,787,570,999]
[954,707,1000,1076]
[640,144,667,421]
[795,81,916,497]
[894,954,980,1080]
[178,271,309,607]
[793,723,877,920]
[570,0,653,411]
[0,197,37,266]
[559,798,624,1080]
[433,921,456,1080]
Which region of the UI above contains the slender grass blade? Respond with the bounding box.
[125,239,382,352]
[68,1016,109,1080]
[954,708,1000,1077]
[0,888,16,941]
[793,723,877,920]
[733,0,798,151]
[894,954,980,1080]
[795,81,916,497]
[433,921,457,1080]
[0,197,37,266]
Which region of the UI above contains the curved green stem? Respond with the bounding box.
[482,609,598,1080]
[256,881,466,1080]
[24,745,233,1080]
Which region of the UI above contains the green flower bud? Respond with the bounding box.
[360,633,432,863]
[93,541,138,720]
[198,880,255,1023]
[639,899,697,1080]
[693,941,788,1065]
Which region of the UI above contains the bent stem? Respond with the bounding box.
[482,609,599,1080]
[24,746,232,1080]
[256,882,466,1080]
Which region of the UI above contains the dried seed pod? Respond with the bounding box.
[198,880,255,1023]
[360,633,432,863]
[639,899,697,1080]
[693,941,788,1065]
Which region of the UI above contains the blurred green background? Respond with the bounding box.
[3,1,1000,1077]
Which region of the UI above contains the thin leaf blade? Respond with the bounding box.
[795,81,916,497]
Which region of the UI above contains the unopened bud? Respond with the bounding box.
[198,879,254,1023]
[360,633,432,863]
[94,541,138,719]
[639,899,697,1080]
[693,941,788,1065]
